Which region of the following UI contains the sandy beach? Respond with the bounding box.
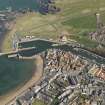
[0,55,43,105]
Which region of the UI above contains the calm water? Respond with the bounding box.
[0,39,53,95]
[0,55,35,95]
[0,0,39,96]
[0,0,39,10]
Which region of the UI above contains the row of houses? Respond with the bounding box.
[89,64,105,81]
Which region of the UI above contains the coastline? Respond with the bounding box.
[0,55,43,105]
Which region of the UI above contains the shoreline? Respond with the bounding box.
[0,55,43,105]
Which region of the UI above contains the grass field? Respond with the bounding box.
[2,0,105,51]
[32,99,46,105]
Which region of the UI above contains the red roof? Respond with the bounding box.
[95,69,105,80]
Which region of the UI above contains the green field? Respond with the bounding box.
[32,99,46,105]
[2,0,105,51]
